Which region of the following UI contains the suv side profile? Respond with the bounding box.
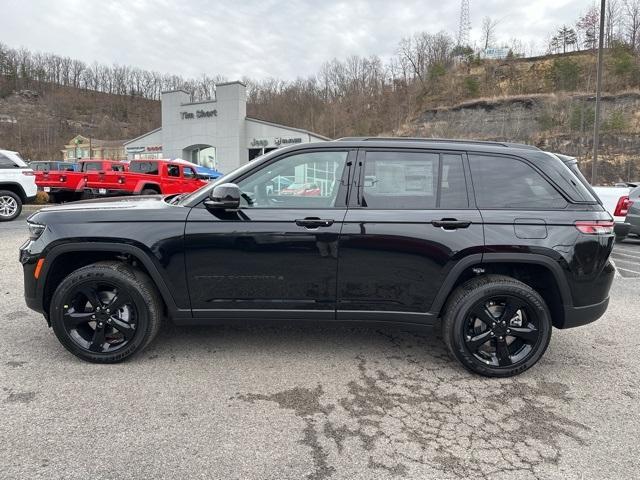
[0,149,37,221]
[20,139,615,377]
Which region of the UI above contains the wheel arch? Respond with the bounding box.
[0,182,27,202]
[431,253,572,329]
[136,182,161,194]
[40,242,183,320]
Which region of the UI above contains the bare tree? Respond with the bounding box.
[624,0,640,49]
[481,16,499,50]
[577,5,600,50]
[606,0,622,46]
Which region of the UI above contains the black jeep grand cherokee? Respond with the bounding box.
[20,138,615,377]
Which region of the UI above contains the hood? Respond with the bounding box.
[38,194,168,213]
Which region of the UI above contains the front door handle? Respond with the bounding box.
[295,217,334,228]
[431,218,472,230]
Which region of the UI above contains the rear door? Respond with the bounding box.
[336,148,483,322]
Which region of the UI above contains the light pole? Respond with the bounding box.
[591,0,606,185]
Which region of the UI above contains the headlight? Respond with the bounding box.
[27,222,46,240]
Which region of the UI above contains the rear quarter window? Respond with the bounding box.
[469,154,567,209]
[0,152,19,168]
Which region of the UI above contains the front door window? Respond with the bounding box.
[236,151,349,208]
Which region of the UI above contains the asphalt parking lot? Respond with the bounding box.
[612,235,640,278]
[1,215,639,480]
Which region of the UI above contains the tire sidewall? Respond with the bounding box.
[446,280,552,377]
[0,191,22,221]
[50,268,153,363]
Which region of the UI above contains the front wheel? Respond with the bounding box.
[442,275,552,377]
[0,190,22,221]
[49,261,163,363]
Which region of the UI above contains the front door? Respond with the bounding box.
[337,148,484,322]
[184,148,355,319]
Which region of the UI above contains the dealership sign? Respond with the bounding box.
[250,139,269,147]
[275,137,302,146]
[180,109,218,120]
[126,145,162,153]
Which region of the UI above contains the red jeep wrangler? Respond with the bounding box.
[36,160,126,202]
[86,159,207,197]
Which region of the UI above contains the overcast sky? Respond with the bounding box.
[3,0,589,81]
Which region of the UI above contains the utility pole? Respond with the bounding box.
[591,0,606,185]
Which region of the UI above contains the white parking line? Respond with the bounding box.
[614,247,640,256]
[615,266,640,276]
[612,251,640,260]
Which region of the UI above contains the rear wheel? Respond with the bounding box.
[49,261,163,363]
[442,275,552,377]
[0,190,22,221]
[141,189,160,195]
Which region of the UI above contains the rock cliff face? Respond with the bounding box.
[398,92,640,184]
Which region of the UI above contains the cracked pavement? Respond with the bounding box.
[1,220,639,479]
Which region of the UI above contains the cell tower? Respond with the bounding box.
[457,0,471,47]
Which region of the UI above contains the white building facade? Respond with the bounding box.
[124,81,329,174]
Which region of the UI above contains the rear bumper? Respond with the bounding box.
[87,188,130,196]
[614,221,631,238]
[561,297,609,329]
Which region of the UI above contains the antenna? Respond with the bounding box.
[457,0,471,47]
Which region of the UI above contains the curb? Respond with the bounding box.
[23,204,49,211]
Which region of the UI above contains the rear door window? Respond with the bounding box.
[83,162,103,172]
[130,161,159,175]
[469,154,567,209]
[360,150,468,209]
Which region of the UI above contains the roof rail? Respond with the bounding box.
[334,137,540,151]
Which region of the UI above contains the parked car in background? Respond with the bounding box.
[85,159,208,197]
[36,159,126,202]
[0,149,37,221]
[625,186,640,238]
[280,182,321,196]
[21,139,615,377]
[591,186,632,241]
[30,161,77,172]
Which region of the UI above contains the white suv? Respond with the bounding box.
[0,149,37,221]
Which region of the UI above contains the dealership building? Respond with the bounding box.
[123,81,329,174]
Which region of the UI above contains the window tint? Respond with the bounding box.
[83,162,103,172]
[361,151,468,209]
[167,165,180,177]
[237,151,348,208]
[440,154,468,208]
[469,155,567,209]
[0,153,18,168]
[129,161,159,175]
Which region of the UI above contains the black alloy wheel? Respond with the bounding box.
[61,281,138,354]
[463,295,541,368]
[442,275,552,377]
[50,261,162,363]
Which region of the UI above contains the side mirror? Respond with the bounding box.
[204,183,241,210]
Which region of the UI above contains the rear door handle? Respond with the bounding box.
[295,217,334,228]
[431,218,472,230]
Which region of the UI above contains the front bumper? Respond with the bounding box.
[561,297,609,329]
[19,242,45,316]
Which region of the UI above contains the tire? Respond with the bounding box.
[0,190,22,221]
[442,274,552,378]
[141,189,159,195]
[49,261,163,363]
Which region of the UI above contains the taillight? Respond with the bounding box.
[575,220,615,235]
[613,196,632,217]
[59,175,66,182]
